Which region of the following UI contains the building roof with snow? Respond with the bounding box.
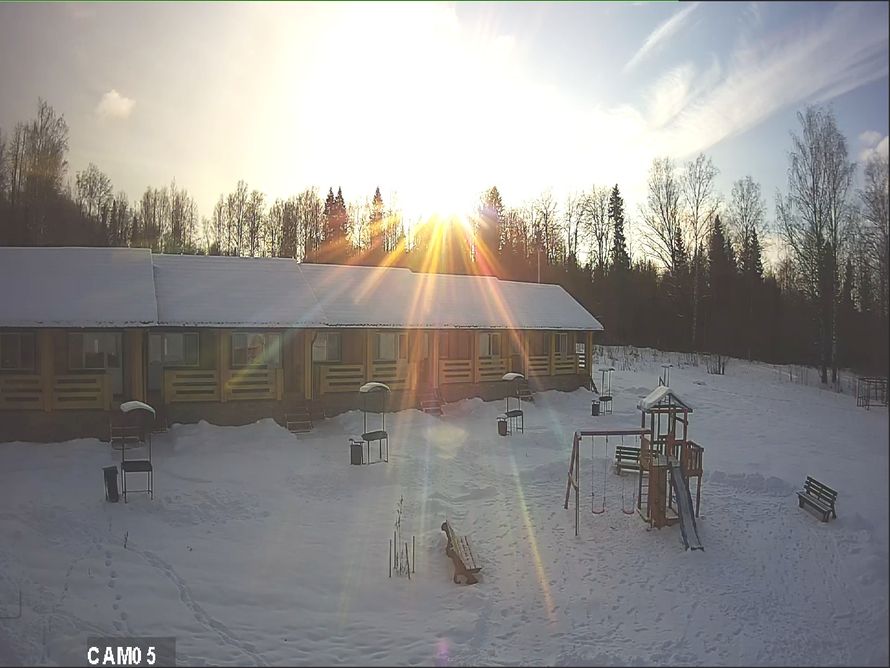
[0,246,158,327]
[0,247,603,331]
[152,254,328,328]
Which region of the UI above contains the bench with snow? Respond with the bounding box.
[797,476,837,522]
[614,446,641,474]
[441,520,481,585]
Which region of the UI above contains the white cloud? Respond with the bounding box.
[95,89,135,120]
[860,136,889,164]
[638,2,889,159]
[859,130,882,147]
[623,3,700,73]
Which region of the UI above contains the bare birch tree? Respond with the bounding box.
[682,153,720,347]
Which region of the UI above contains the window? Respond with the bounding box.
[556,333,572,356]
[0,332,36,371]
[232,332,281,368]
[312,332,341,363]
[479,333,501,357]
[69,332,121,370]
[375,332,407,362]
[149,332,199,366]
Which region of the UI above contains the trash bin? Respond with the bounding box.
[591,399,600,416]
[350,439,364,465]
[497,416,508,437]
[103,465,120,502]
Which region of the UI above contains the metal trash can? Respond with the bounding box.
[497,417,508,437]
[591,399,600,416]
[350,439,364,465]
[103,465,120,502]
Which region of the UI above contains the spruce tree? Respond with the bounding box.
[608,185,630,272]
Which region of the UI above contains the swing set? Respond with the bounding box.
[563,428,649,536]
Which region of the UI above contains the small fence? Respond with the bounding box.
[225,368,283,401]
[320,364,365,394]
[52,374,111,410]
[0,375,44,410]
[475,357,507,383]
[439,359,473,384]
[164,369,220,403]
[553,355,577,376]
[527,355,550,376]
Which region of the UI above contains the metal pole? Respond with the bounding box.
[389,539,392,578]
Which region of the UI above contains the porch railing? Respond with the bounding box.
[476,357,507,383]
[225,368,283,401]
[371,361,413,391]
[52,374,112,410]
[320,364,365,393]
[527,355,550,376]
[553,355,577,375]
[439,359,472,384]
[0,374,44,410]
[164,369,220,403]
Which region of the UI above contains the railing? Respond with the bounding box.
[164,369,220,403]
[439,359,472,384]
[527,355,550,376]
[553,355,577,375]
[476,357,507,383]
[0,374,44,410]
[225,368,283,401]
[320,364,365,394]
[52,374,111,410]
[681,441,704,476]
[371,361,413,391]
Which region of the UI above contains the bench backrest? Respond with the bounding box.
[804,477,837,505]
[615,446,640,459]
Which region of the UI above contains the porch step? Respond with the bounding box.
[285,400,317,433]
[517,379,534,402]
[418,389,445,416]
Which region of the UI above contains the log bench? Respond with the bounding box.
[441,520,481,585]
[614,446,641,474]
[797,476,837,522]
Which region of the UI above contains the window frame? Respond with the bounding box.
[556,332,570,357]
[231,331,282,369]
[0,331,36,372]
[374,331,408,362]
[149,332,200,367]
[311,331,342,363]
[478,332,502,358]
[68,331,122,371]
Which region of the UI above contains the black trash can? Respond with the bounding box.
[497,417,508,437]
[103,465,120,502]
[350,439,364,465]
[591,399,600,416]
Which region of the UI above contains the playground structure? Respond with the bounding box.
[564,385,705,550]
[856,376,888,410]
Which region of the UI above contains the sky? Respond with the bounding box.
[0,1,887,250]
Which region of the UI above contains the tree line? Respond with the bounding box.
[0,99,887,378]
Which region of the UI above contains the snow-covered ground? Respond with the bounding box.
[1,348,887,666]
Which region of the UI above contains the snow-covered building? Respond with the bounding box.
[0,247,603,440]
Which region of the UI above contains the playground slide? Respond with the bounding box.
[668,459,704,551]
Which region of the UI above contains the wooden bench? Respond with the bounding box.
[797,476,837,522]
[441,520,481,585]
[614,446,641,474]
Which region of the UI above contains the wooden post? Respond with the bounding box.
[38,330,53,412]
[218,330,230,403]
[304,329,314,400]
[471,332,478,385]
[365,330,374,383]
[549,332,556,377]
[431,331,440,390]
[125,329,145,402]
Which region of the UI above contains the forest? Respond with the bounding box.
[0,99,887,381]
